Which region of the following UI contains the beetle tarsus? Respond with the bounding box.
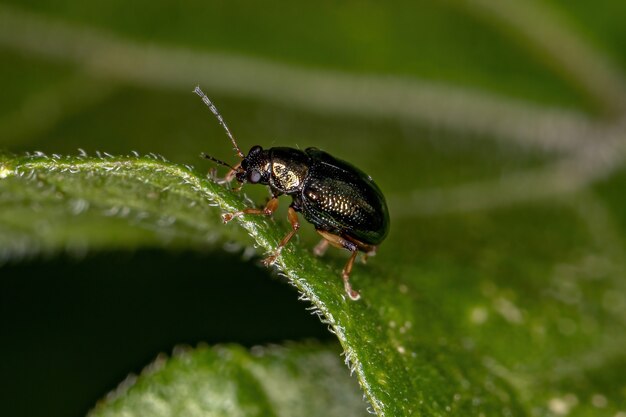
[222,197,279,224]
[343,276,361,301]
[345,284,361,301]
[342,250,361,300]
[313,239,329,257]
[222,212,236,223]
[262,251,280,266]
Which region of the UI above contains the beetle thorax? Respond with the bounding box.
[267,148,310,194]
[270,161,306,192]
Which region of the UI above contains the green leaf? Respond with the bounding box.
[0,153,528,416]
[0,153,244,259]
[89,344,370,417]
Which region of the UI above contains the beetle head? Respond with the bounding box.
[237,145,271,184]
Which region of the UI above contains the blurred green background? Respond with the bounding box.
[1,1,626,416]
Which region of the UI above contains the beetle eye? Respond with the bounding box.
[248,170,261,183]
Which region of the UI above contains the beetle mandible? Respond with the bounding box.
[194,86,389,300]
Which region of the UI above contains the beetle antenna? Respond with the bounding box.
[200,152,238,170]
[193,86,245,159]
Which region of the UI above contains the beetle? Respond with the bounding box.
[194,86,389,300]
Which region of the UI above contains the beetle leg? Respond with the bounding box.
[263,206,300,266]
[360,246,378,264]
[222,162,241,184]
[313,239,329,257]
[314,230,361,301]
[227,164,244,192]
[212,162,242,190]
[222,197,278,223]
[208,167,219,181]
[342,250,360,301]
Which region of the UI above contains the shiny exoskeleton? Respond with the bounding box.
[194,86,389,300]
